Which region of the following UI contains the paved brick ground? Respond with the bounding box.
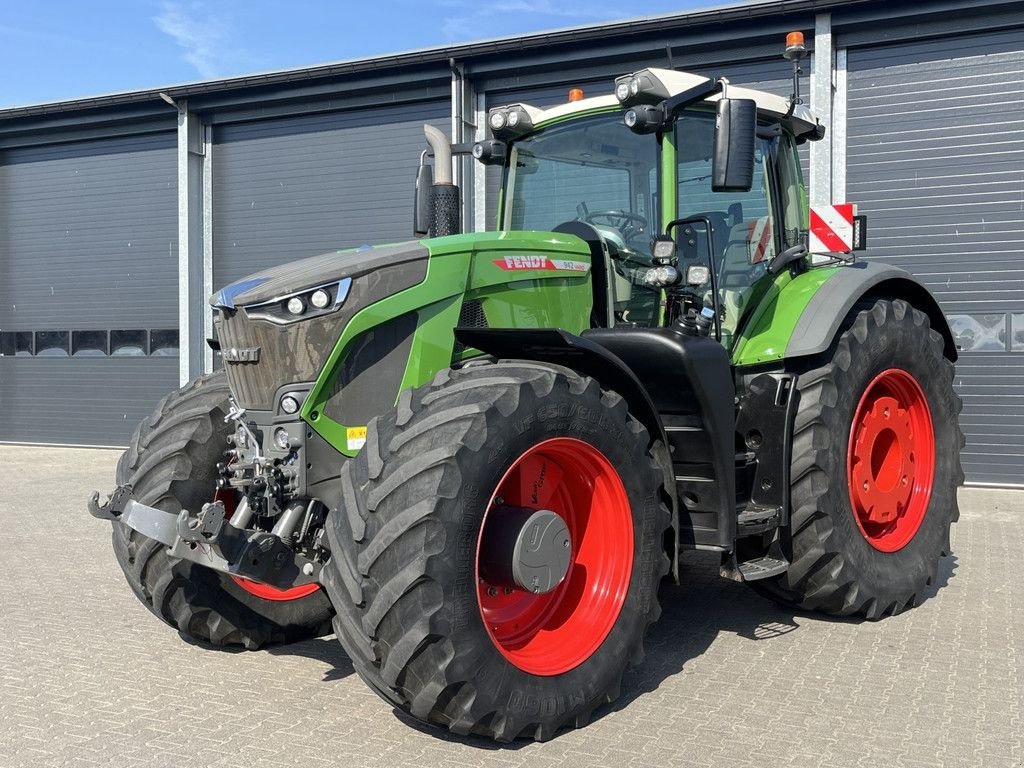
[1,445,1021,768]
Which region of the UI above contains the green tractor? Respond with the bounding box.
[89,37,963,742]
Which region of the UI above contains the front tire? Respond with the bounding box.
[321,361,671,741]
[752,299,964,618]
[111,371,334,649]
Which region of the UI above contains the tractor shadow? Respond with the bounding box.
[611,548,958,717]
[253,548,957,749]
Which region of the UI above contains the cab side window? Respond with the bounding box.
[674,110,779,343]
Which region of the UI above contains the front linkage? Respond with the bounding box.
[88,486,321,591]
[88,400,322,593]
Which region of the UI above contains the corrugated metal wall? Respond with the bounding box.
[212,100,450,289]
[846,29,1024,484]
[0,133,179,445]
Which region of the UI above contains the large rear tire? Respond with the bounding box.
[751,298,963,618]
[111,371,333,649]
[321,361,671,741]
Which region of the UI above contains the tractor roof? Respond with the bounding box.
[498,69,820,139]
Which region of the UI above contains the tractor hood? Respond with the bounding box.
[211,241,428,309]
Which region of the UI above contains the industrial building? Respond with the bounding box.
[0,0,1021,484]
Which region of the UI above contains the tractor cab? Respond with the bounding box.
[477,68,822,346]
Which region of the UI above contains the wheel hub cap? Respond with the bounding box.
[479,507,572,594]
[847,368,935,552]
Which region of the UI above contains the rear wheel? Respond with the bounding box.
[321,361,670,741]
[111,371,333,649]
[751,299,963,618]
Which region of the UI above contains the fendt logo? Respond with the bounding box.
[493,255,591,273]
[223,346,261,364]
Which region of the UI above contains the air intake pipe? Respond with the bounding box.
[422,124,461,237]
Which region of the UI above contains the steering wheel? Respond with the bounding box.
[583,209,649,241]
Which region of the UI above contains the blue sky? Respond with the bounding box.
[1,1,714,108]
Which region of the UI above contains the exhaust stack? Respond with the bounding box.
[422,124,461,237]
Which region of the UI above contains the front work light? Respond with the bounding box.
[286,297,305,316]
[486,104,540,140]
[624,104,667,134]
[651,236,677,264]
[472,140,507,165]
[686,264,711,286]
[488,111,507,131]
[613,69,672,107]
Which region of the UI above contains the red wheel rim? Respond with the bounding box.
[232,577,321,602]
[213,489,321,602]
[476,437,633,676]
[847,368,935,552]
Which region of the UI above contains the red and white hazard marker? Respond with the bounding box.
[809,203,856,253]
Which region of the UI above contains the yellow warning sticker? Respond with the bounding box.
[346,426,368,451]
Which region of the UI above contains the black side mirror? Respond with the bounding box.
[413,161,433,237]
[712,98,757,192]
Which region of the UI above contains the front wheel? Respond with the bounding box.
[321,361,671,741]
[751,298,964,618]
[111,371,334,649]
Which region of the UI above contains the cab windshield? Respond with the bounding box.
[505,113,659,257]
[504,112,661,325]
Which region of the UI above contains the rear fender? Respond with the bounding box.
[787,261,958,362]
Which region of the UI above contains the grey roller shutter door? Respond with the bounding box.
[0,133,179,446]
[846,29,1024,485]
[212,100,451,289]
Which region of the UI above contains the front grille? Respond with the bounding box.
[215,309,341,411]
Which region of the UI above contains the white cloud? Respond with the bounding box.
[154,1,247,79]
[438,0,623,41]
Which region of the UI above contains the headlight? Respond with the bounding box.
[310,289,330,309]
[244,277,353,325]
[280,395,300,414]
[614,81,631,102]
[273,427,291,451]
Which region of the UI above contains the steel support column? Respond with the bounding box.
[451,61,477,230]
[176,103,206,385]
[201,122,214,373]
[809,12,833,205]
[831,47,848,204]
[472,90,488,233]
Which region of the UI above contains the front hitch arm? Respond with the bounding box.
[86,485,321,590]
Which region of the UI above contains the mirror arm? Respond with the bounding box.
[766,244,808,275]
[658,79,724,125]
